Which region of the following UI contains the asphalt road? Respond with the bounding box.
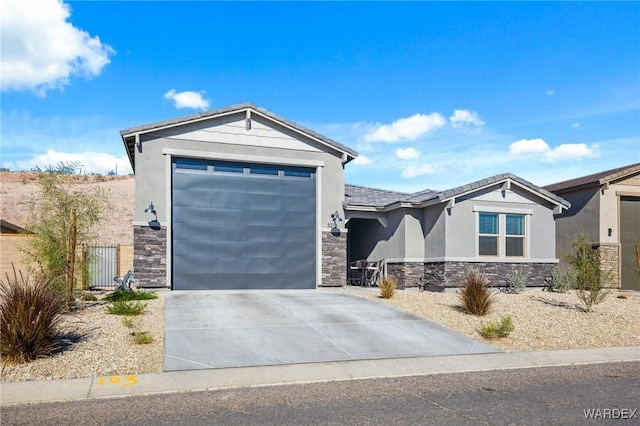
[3,362,639,425]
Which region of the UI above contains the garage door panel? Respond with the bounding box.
[172,159,316,290]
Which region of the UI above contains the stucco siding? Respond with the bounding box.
[600,176,640,242]
[134,126,345,226]
[553,186,600,260]
[403,209,425,258]
[423,204,446,258]
[446,186,558,259]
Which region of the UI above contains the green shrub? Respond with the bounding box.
[379,277,397,299]
[0,267,64,363]
[105,300,147,316]
[543,266,578,293]
[459,268,494,316]
[565,234,614,312]
[479,315,515,339]
[132,332,153,345]
[103,289,157,302]
[504,268,527,294]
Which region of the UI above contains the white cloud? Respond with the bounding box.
[546,88,556,96]
[509,138,598,162]
[543,143,598,162]
[0,0,114,94]
[395,147,421,160]
[364,113,446,142]
[449,109,485,128]
[402,164,437,178]
[572,122,581,129]
[163,89,210,110]
[509,138,550,155]
[4,149,133,175]
[352,155,372,166]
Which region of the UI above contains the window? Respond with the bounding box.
[175,159,208,171]
[213,162,244,173]
[479,213,499,256]
[505,214,525,257]
[477,212,526,258]
[283,167,314,178]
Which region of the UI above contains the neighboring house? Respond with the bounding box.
[345,174,570,289]
[121,104,357,290]
[544,163,640,290]
[0,219,32,279]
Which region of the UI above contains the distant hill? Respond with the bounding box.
[0,172,135,245]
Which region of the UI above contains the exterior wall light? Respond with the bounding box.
[144,202,157,220]
[330,211,342,236]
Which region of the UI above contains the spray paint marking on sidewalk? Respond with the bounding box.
[97,375,138,387]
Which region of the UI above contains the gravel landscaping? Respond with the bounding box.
[1,291,164,383]
[353,287,640,352]
[1,287,639,383]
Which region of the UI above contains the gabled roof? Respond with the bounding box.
[0,219,31,234]
[543,163,640,193]
[345,184,411,208]
[121,103,358,172]
[345,173,570,211]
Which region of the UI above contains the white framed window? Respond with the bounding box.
[478,213,499,256]
[476,210,527,258]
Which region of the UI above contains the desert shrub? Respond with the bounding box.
[459,268,494,316]
[379,277,397,299]
[132,332,153,345]
[543,266,578,293]
[0,267,64,363]
[565,234,614,312]
[503,268,527,294]
[103,289,157,302]
[79,291,98,301]
[121,317,135,328]
[480,315,515,339]
[105,301,147,316]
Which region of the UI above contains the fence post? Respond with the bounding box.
[117,244,121,277]
[82,243,88,289]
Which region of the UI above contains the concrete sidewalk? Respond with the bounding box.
[2,346,639,406]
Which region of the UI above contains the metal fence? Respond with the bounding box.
[86,245,119,289]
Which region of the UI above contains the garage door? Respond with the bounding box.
[172,158,316,290]
[620,196,640,290]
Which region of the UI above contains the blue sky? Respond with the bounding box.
[2,1,639,192]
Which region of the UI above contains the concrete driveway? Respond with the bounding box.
[163,290,499,371]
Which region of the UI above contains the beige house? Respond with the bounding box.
[544,163,640,290]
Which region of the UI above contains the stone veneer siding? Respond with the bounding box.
[386,262,425,289]
[322,230,347,287]
[595,243,621,288]
[133,225,167,288]
[386,261,556,289]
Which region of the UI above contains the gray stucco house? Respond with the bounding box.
[122,103,570,290]
[544,163,640,290]
[121,103,356,290]
[345,174,570,289]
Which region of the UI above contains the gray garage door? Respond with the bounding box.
[172,158,316,290]
[620,196,640,290]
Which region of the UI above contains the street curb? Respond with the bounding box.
[2,346,639,406]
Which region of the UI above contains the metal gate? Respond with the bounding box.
[86,245,118,289]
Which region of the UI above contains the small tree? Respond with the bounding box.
[565,234,614,312]
[22,163,109,310]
